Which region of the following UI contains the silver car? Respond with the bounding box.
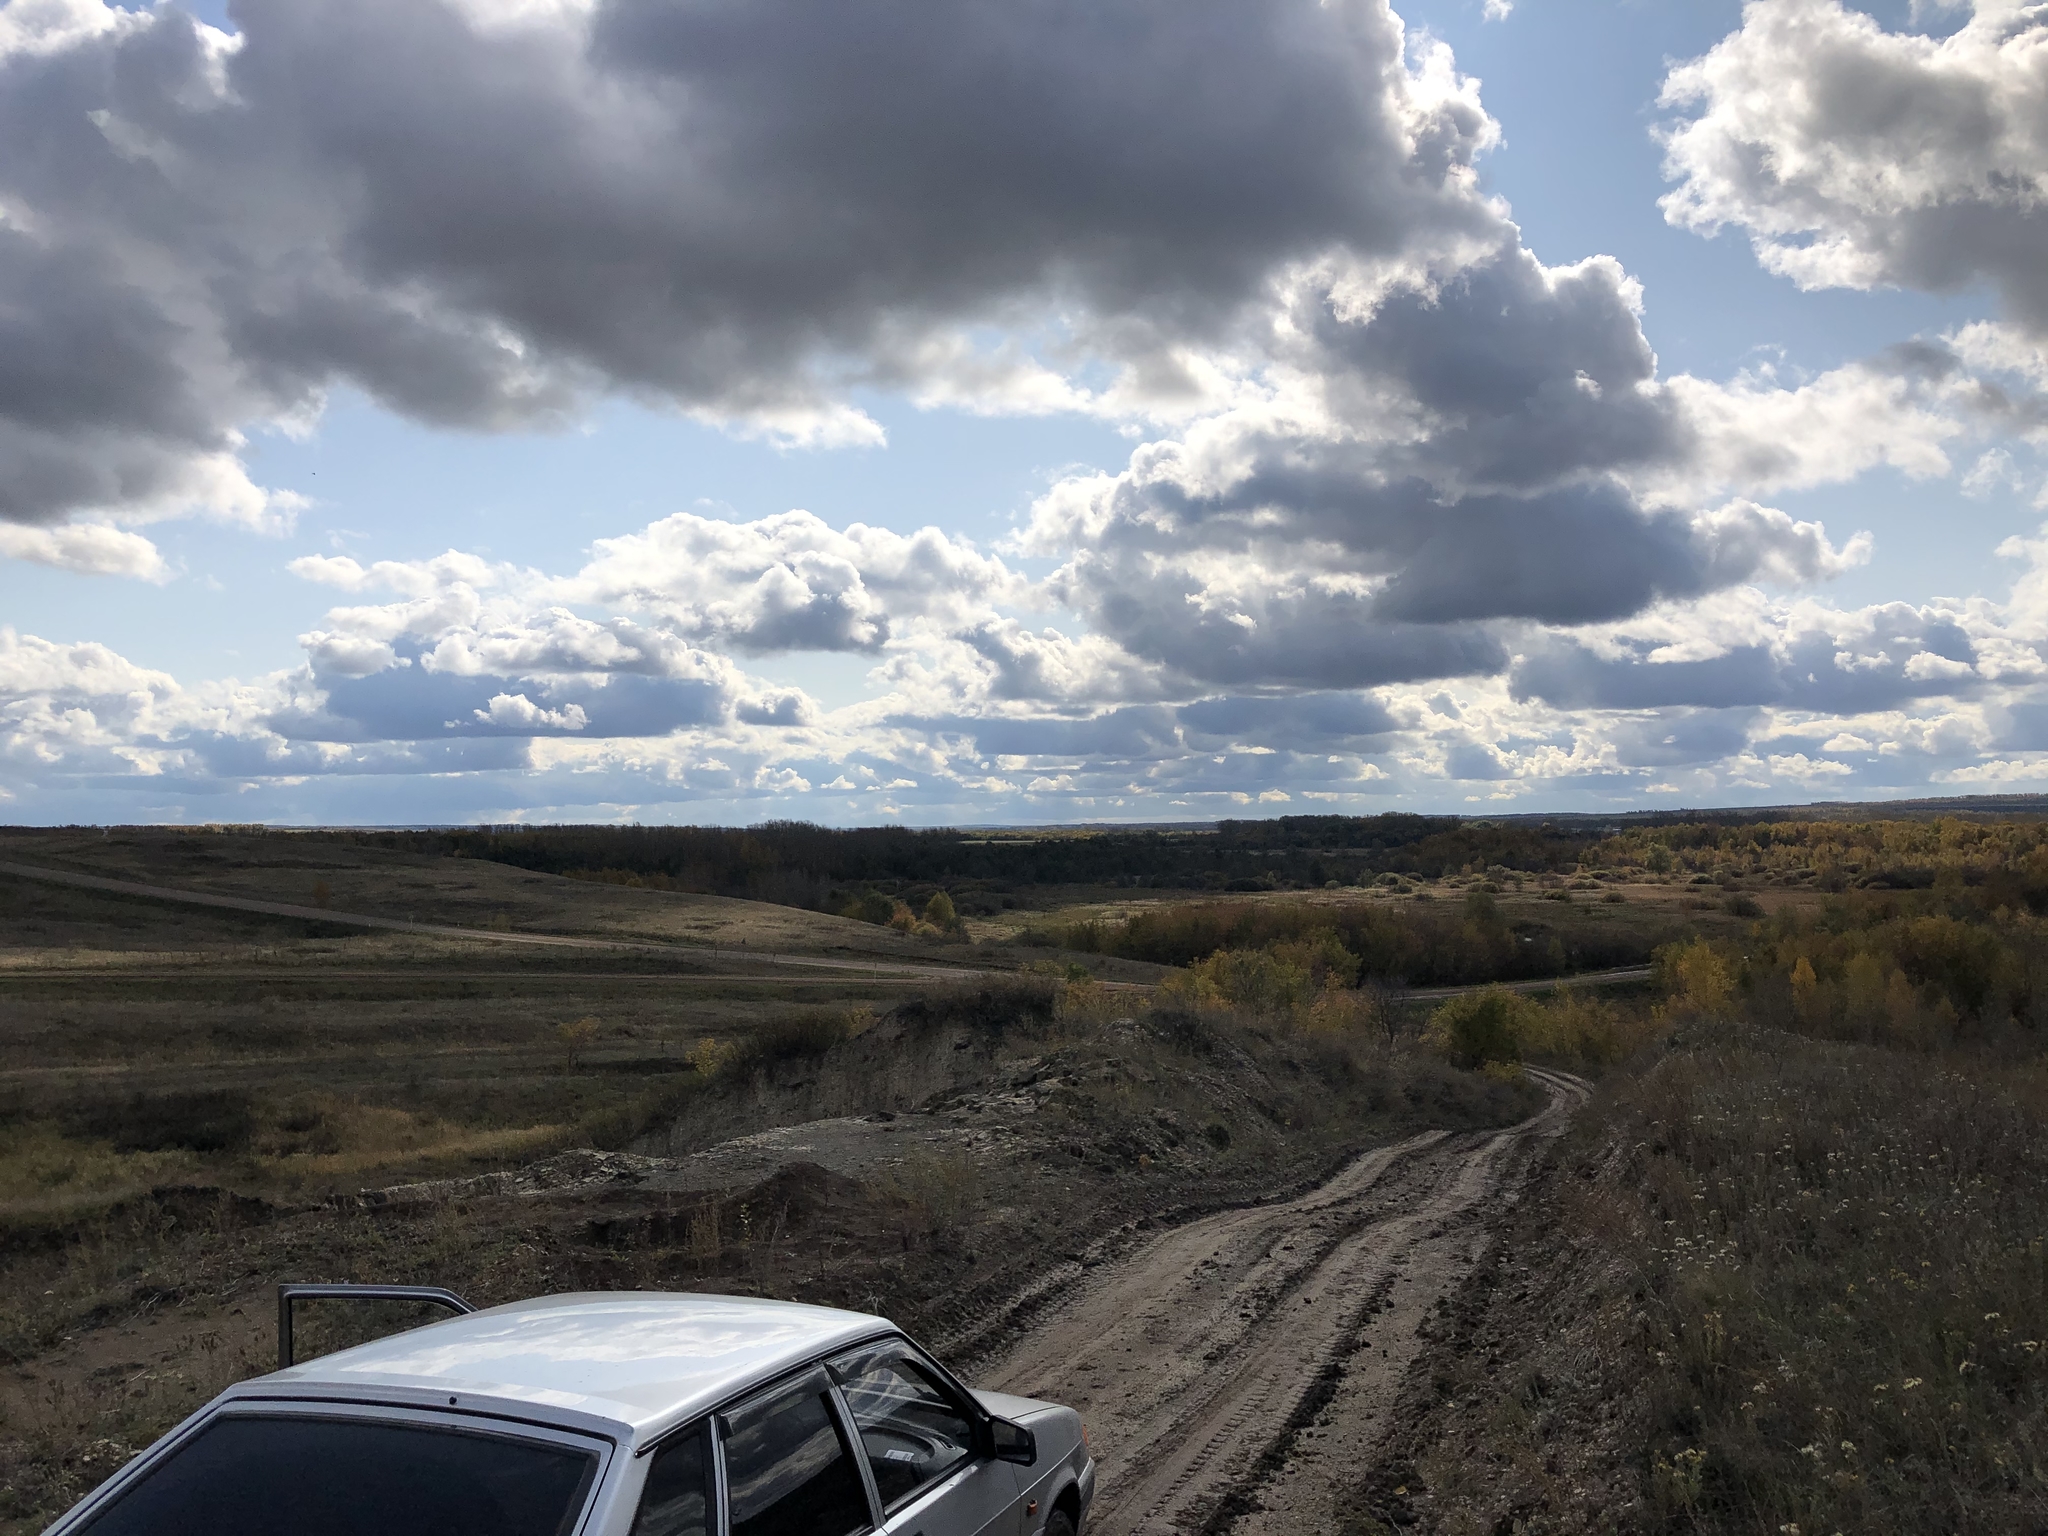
[43,1286,1094,1536]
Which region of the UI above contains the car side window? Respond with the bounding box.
[631,1421,711,1536]
[721,1370,872,1536]
[830,1345,978,1510]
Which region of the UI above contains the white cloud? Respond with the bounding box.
[1935,756,2048,784]
[0,521,167,581]
[1660,0,2048,331]
[561,510,1027,654]
[472,692,587,731]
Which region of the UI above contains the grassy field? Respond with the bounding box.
[0,824,1788,1231]
[0,837,953,1227]
[0,842,1535,1533]
[0,825,973,957]
[12,815,2040,1535]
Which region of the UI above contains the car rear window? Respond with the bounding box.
[75,1414,599,1536]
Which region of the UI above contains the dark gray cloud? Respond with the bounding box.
[1033,241,1867,690]
[1601,708,1762,769]
[268,647,729,742]
[1511,605,1985,713]
[0,0,1498,524]
[1176,692,1398,749]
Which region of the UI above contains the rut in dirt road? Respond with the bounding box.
[979,1070,1589,1536]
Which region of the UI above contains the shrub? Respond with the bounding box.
[845,890,896,925]
[1424,987,1527,1069]
[895,977,1061,1037]
[1518,989,1659,1066]
[1184,948,1317,1016]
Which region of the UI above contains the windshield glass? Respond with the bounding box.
[75,1414,599,1536]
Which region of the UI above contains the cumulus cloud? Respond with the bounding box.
[562,510,1024,653]
[473,692,587,731]
[0,520,166,580]
[16,0,2048,820]
[1660,0,2048,329]
[1511,597,1986,714]
[1018,241,1883,694]
[0,0,1506,532]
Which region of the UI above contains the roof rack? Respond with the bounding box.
[276,1283,475,1370]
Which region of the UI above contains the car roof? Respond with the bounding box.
[240,1292,895,1444]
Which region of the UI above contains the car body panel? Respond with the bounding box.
[970,1392,1092,1536]
[42,1293,1093,1536]
[879,1452,1020,1536]
[261,1292,890,1448]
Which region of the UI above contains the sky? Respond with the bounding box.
[4,0,2048,826]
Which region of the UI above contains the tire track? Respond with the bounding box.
[978,1071,1589,1535]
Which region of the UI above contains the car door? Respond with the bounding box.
[828,1341,1020,1536]
[716,1368,877,1536]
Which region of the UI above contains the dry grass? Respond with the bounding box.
[0,825,950,960]
[1584,1024,2048,1533]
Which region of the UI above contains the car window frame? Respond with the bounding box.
[629,1416,721,1536]
[47,1398,617,1536]
[625,1329,996,1536]
[710,1363,883,1536]
[825,1339,994,1517]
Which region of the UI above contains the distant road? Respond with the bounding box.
[1402,965,1653,1001]
[0,860,989,982]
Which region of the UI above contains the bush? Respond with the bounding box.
[894,977,1061,1037]
[1424,987,1527,1069]
[846,890,896,925]
[1423,985,1660,1071]
[1518,989,1660,1066]
[1051,893,1646,985]
[1179,948,1316,1016]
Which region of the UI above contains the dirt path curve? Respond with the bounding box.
[977,1069,1590,1536]
[1402,966,1650,1001]
[0,859,986,981]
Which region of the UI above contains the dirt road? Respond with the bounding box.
[977,1068,1589,1536]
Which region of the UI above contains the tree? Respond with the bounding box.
[557,1015,600,1071]
[1360,974,1406,1051]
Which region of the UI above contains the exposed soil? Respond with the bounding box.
[1331,1086,1656,1536]
[975,1069,1589,1536]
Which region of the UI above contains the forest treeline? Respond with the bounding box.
[1040,891,1658,987]
[295,806,2048,911]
